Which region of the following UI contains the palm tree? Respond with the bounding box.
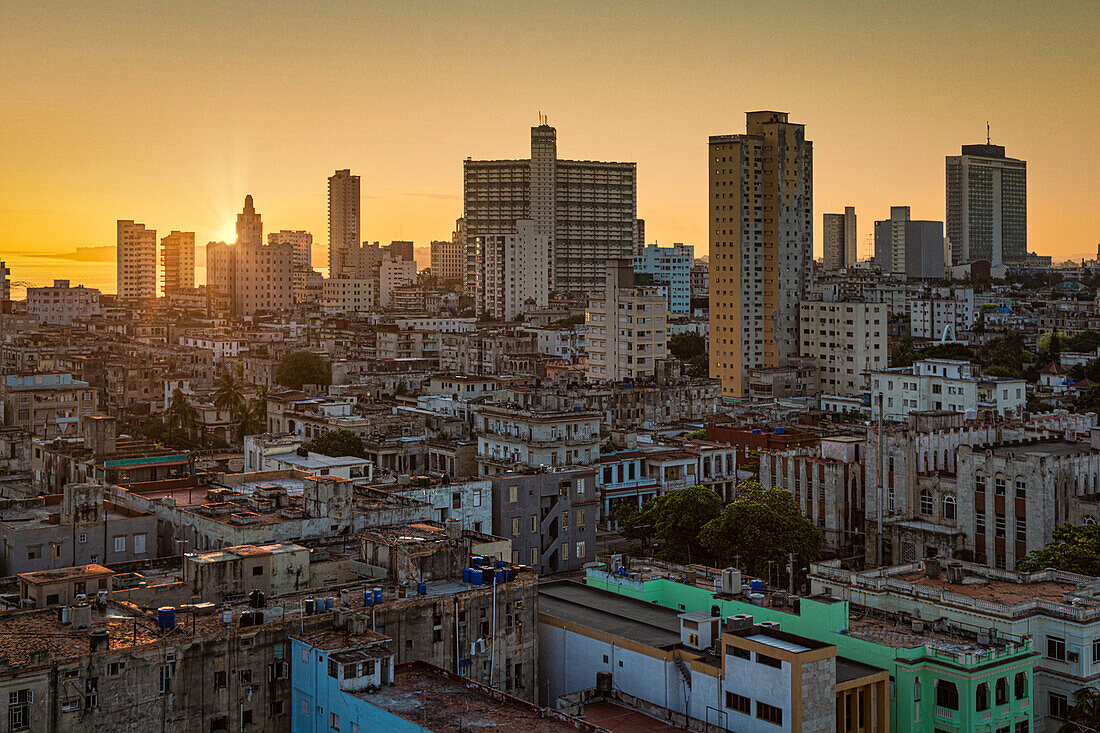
[1061,687,1100,732]
[165,388,197,445]
[235,384,269,443]
[213,368,244,419]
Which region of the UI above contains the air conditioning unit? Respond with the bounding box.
[1068,651,1080,663]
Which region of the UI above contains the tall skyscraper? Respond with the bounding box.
[708,112,813,398]
[116,220,157,299]
[873,206,944,280]
[160,231,195,294]
[464,123,637,293]
[822,207,856,271]
[0,261,9,301]
[236,195,262,248]
[268,230,313,270]
[207,197,293,316]
[946,143,1026,266]
[328,169,360,276]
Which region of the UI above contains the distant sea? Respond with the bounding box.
[2,252,206,300]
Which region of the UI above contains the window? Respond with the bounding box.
[113,535,126,553]
[8,689,31,730]
[134,534,146,555]
[78,533,87,544]
[331,712,340,729]
[576,542,586,559]
[1016,517,1026,542]
[995,513,1006,538]
[1049,692,1069,719]
[511,517,520,537]
[561,510,569,529]
[27,545,41,560]
[976,682,989,711]
[160,664,172,694]
[1015,672,1028,699]
[1015,477,1025,499]
[270,700,285,717]
[561,543,569,561]
[995,476,1006,495]
[976,474,986,493]
[508,485,517,503]
[942,495,957,520]
[61,697,80,712]
[977,512,986,534]
[473,491,481,507]
[756,653,782,669]
[726,691,751,714]
[107,661,125,677]
[996,677,1008,705]
[756,701,783,725]
[1047,636,1066,661]
[214,670,227,688]
[729,646,750,660]
[935,680,958,710]
[576,508,586,527]
[920,489,933,516]
[1015,721,1029,733]
[688,632,699,646]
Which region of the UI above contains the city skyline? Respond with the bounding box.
[2,0,1098,289]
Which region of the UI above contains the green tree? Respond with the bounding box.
[1016,523,1100,575]
[303,429,366,458]
[1059,686,1100,733]
[890,333,915,368]
[918,342,975,361]
[669,332,706,361]
[213,368,245,418]
[620,487,722,563]
[1075,386,1100,414]
[275,351,331,391]
[699,483,824,585]
[164,388,197,444]
[234,384,268,443]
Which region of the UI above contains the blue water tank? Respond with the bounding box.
[325,597,334,611]
[750,579,764,592]
[364,591,373,606]
[775,426,785,434]
[156,606,175,629]
[462,568,472,584]
[495,569,505,583]
[417,583,427,596]
[470,568,483,584]
[470,556,484,568]
[496,560,505,569]
[752,428,762,434]
[373,588,382,604]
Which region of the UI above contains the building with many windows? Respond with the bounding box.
[328,168,360,276]
[160,230,195,294]
[947,143,1027,266]
[799,300,886,398]
[25,280,100,325]
[116,219,157,299]
[268,229,312,271]
[870,359,1026,421]
[475,219,548,321]
[2,372,97,438]
[709,112,813,398]
[632,243,694,315]
[585,260,668,383]
[822,206,856,272]
[873,206,945,280]
[429,238,465,284]
[463,122,637,294]
[475,403,600,473]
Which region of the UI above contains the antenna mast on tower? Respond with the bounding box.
[987,121,991,145]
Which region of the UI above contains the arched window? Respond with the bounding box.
[1014,672,1028,700]
[920,489,933,516]
[1086,516,1097,526]
[975,682,989,711]
[935,680,958,710]
[995,677,1008,705]
[975,472,986,494]
[994,474,1006,495]
[1015,476,1025,499]
[943,495,957,521]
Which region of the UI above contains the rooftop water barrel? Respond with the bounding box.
[156,607,176,630]
[470,568,483,584]
[373,588,382,603]
[325,597,334,611]
[417,583,427,596]
[364,591,373,607]
[462,568,472,584]
[750,579,764,592]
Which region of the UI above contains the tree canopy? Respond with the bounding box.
[699,482,824,583]
[1016,523,1100,575]
[622,486,723,563]
[668,332,708,377]
[303,429,366,458]
[275,351,332,391]
[890,334,915,368]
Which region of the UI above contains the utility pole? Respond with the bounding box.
[876,393,885,567]
[788,552,795,596]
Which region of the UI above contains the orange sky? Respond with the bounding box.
[2,0,1098,281]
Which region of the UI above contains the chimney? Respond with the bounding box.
[444,518,462,540]
[83,415,117,460]
[89,628,110,653]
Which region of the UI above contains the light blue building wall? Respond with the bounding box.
[290,637,404,733]
[633,243,693,315]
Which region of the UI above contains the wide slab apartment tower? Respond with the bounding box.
[709,111,813,398]
[463,122,638,295]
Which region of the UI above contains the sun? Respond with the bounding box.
[220,222,237,244]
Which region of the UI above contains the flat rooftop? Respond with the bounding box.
[837,656,888,684]
[846,614,1009,654]
[357,662,598,732]
[896,569,1076,604]
[539,581,682,649]
[991,440,1092,458]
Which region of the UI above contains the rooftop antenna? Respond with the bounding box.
[987,121,991,146]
